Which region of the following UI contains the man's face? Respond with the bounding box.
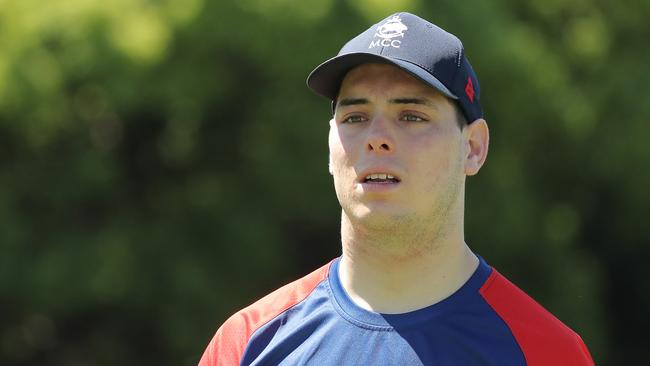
[328,63,470,228]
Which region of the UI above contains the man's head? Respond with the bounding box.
[307,13,488,237]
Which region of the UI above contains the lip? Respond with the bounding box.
[359,180,401,192]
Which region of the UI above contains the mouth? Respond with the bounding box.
[361,173,401,184]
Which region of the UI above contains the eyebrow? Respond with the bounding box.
[389,97,434,107]
[337,98,369,108]
[336,97,435,109]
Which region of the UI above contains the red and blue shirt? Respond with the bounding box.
[199,256,594,365]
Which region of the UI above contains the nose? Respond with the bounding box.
[365,117,394,154]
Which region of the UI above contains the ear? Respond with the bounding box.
[463,118,489,176]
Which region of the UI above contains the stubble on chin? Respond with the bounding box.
[340,204,442,261]
[340,177,464,261]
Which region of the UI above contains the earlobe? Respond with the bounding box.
[464,119,489,176]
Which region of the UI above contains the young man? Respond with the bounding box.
[199,12,595,365]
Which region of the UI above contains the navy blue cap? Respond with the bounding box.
[307,12,482,123]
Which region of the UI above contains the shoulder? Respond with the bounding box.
[479,268,594,366]
[198,260,334,366]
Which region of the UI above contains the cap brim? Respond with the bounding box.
[306,52,458,101]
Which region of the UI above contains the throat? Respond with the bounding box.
[339,234,478,313]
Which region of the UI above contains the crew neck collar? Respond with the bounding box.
[327,255,493,330]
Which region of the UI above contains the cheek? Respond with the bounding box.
[411,132,462,178]
[328,129,356,204]
[328,127,356,173]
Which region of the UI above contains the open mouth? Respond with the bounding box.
[362,173,401,184]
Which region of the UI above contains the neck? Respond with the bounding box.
[338,210,478,314]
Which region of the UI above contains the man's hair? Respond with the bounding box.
[453,101,468,129]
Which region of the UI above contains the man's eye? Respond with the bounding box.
[401,114,426,122]
[342,115,366,123]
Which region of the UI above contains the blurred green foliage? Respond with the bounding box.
[0,0,648,364]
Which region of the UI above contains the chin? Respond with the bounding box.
[347,203,411,227]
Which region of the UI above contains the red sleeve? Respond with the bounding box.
[479,269,595,366]
[198,261,332,366]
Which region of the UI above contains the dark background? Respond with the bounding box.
[1,0,648,364]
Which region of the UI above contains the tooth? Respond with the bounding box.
[370,174,379,180]
[387,174,394,179]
